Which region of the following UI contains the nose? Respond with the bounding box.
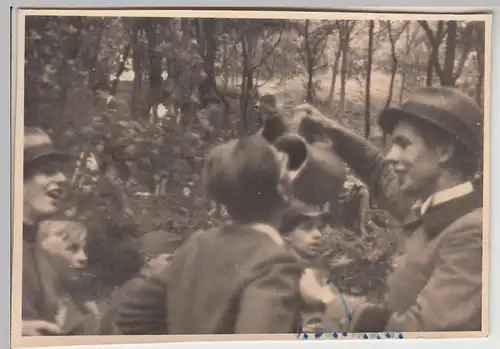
[310,228,322,240]
[384,145,402,167]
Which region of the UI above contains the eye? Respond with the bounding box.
[67,244,80,253]
[392,135,411,149]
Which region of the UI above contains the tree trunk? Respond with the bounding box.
[475,47,484,108]
[110,44,131,95]
[364,20,374,139]
[304,20,314,103]
[57,17,84,129]
[145,20,163,114]
[222,39,230,91]
[440,21,457,86]
[131,22,144,119]
[199,19,218,105]
[339,21,350,115]
[426,41,435,86]
[385,21,398,109]
[87,19,106,88]
[240,33,251,133]
[327,46,342,105]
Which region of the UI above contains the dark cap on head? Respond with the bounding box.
[280,199,328,234]
[24,127,72,165]
[378,86,483,154]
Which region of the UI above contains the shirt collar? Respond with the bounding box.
[413,181,475,216]
[249,223,285,247]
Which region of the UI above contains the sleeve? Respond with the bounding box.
[235,253,303,334]
[351,228,483,332]
[114,275,168,335]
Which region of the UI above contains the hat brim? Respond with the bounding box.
[378,107,451,138]
[287,198,328,218]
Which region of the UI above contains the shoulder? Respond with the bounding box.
[435,207,483,261]
[441,207,483,239]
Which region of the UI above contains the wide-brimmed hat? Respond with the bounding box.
[24,127,72,165]
[378,86,483,154]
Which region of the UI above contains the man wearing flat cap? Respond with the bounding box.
[299,86,484,332]
[21,127,73,336]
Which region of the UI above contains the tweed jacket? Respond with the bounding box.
[114,223,303,334]
[322,138,483,332]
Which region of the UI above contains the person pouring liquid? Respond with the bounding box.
[298,86,484,332]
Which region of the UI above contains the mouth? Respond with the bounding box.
[46,187,64,201]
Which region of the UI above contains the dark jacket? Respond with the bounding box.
[114,224,303,334]
[22,224,59,323]
[22,223,99,335]
[321,130,483,332]
[98,274,148,335]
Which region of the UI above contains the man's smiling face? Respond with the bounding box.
[24,159,68,220]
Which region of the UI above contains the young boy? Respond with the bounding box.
[36,218,99,334]
[280,203,331,333]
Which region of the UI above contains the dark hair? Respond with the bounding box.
[203,135,285,224]
[395,116,480,179]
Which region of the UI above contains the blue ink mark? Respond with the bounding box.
[385,332,391,338]
[315,332,323,339]
[363,333,368,339]
[398,333,404,339]
[332,332,338,339]
[325,273,353,322]
[297,327,306,339]
[342,332,348,337]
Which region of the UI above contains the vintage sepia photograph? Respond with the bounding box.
[11,8,491,347]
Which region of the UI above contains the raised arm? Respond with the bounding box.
[300,111,413,222]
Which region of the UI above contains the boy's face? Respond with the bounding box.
[288,217,323,252]
[40,229,88,280]
[143,253,173,277]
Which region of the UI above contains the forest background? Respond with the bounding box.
[23,16,486,303]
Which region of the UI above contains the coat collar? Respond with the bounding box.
[403,187,482,240]
[412,181,475,216]
[248,223,286,247]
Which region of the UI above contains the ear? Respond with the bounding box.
[436,140,455,164]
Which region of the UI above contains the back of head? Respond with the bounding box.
[203,134,284,223]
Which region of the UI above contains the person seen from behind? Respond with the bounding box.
[115,134,304,334]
